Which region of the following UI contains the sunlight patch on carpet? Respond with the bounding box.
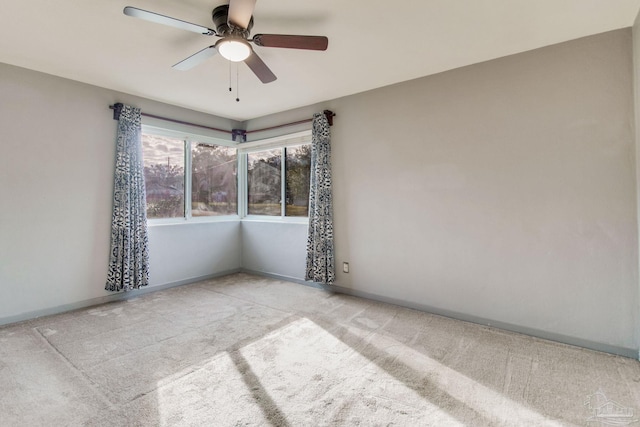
[238,317,465,425]
[236,317,566,426]
[154,351,270,426]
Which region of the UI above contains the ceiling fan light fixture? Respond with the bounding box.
[217,38,251,62]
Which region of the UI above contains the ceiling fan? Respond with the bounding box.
[124,0,328,84]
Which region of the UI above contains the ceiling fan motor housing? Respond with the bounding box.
[212,5,253,37]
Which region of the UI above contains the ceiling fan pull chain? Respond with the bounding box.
[229,61,232,92]
[236,63,240,102]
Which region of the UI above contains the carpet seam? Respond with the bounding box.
[195,284,304,317]
[33,327,116,410]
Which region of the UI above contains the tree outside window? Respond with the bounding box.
[247,144,310,217]
[141,132,237,220]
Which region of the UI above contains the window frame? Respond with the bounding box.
[239,130,312,224]
[141,124,240,225]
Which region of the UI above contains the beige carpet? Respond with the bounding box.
[1,273,639,426]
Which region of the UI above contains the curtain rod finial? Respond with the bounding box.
[323,110,335,126]
[112,103,124,121]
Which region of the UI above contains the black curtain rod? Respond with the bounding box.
[109,104,335,142]
[245,110,336,135]
[109,104,230,135]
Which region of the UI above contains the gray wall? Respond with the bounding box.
[149,221,240,286]
[241,221,308,280]
[0,63,241,322]
[633,12,640,355]
[246,29,639,354]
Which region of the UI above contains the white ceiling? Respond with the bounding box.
[1,0,639,121]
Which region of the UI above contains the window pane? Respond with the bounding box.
[285,144,311,217]
[142,134,185,219]
[247,148,281,216]
[191,144,237,216]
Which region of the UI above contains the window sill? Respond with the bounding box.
[148,215,241,227]
[241,215,309,225]
[147,215,308,227]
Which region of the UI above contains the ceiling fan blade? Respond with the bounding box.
[228,0,256,29]
[252,34,328,51]
[123,6,216,36]
[244,51,277,84]
[172,46,218,70]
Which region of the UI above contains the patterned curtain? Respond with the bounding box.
[305,113,335,284]
[105,104,150,292]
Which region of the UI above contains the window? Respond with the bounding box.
[247,148,281,215]
[245,142,311,218]
[142,127,237,221]
[285,144,311,217]
[142,134,185,219]
[141,126,310,222]
[191,144,237,216]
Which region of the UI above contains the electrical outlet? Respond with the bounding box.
[343,262,349,273]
